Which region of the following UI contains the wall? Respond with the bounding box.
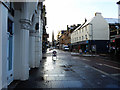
[91,13,109,40]
[71,13,109,44]
[14,10,21,80]
[0,3,8,89]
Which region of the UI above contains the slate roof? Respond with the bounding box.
[104,18,119,24]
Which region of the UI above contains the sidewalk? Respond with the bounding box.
[71,52,120,64]
[71,52,99,57]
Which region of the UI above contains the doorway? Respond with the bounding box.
[7,18,14,85]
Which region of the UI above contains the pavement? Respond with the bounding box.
[8,49,120,89]
[71,52,99,57]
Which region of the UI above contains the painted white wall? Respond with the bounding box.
[91,13,109,40]
[29,36,35,68]
[118,3,120,23]
[118,4,120,19]
[39,8,43,62]
[29,13,36,68]
[39,20,43,62]
[71,12,109,44]
[20,30,29,80]
[0,3,8,89]
[0,1,44,89]
[14,3,31,80]
[14,10,22,80]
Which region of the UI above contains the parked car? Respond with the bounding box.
[63,45,69,51]
[64,47,69,51]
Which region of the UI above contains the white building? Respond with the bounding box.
[0,1,45,89]
[117,1,120,23]
[71,12,109,53]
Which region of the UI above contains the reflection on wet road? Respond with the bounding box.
[14,49,120,88]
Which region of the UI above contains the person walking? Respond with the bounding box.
[79,49,82,56]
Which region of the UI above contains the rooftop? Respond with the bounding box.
[117,1,120,4]
[104,18,119,24]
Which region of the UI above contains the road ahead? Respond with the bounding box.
[9,49,120,88]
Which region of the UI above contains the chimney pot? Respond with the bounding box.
[95,12,101,16]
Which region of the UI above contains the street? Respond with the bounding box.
[9,49,120,88]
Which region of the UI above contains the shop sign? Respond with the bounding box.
[110,39,115,42]
[113,40,115,42]
[86,40,88,43]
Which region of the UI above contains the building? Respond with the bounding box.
[105,1,120,55]
[56,30,66,49]
[71,12,109,53]
[52,30,55,46]
[117,1,120,22]
[0,1,45,89]
[56,25,80,50]
[42,5,49,53]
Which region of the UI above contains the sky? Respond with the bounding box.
[44,0,119,42]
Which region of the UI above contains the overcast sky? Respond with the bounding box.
[44,0,118,41]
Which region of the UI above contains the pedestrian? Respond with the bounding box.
[79,49,82,55]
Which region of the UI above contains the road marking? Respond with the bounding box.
[90,66,120,81]
[96,63,103,66]
[90,66,109,76]
[111,73,120,76]
[95,63,120,70]
[82,59,90,61]
[103,64,120,70]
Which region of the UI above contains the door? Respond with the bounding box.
[7,18,14,85]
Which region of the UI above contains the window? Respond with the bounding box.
[79,37,81,41]
[85,35,87,40]
[82,36,84,40]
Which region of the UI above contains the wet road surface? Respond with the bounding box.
[9,49,120,89]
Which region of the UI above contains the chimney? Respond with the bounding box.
[95,12,101,16]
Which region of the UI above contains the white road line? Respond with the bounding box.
[82,59,90,61]
[96,63,103,66]
[90,66,109,76]
[103,64,120,70]
[111,73,120,76]
[90,66,120,81]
